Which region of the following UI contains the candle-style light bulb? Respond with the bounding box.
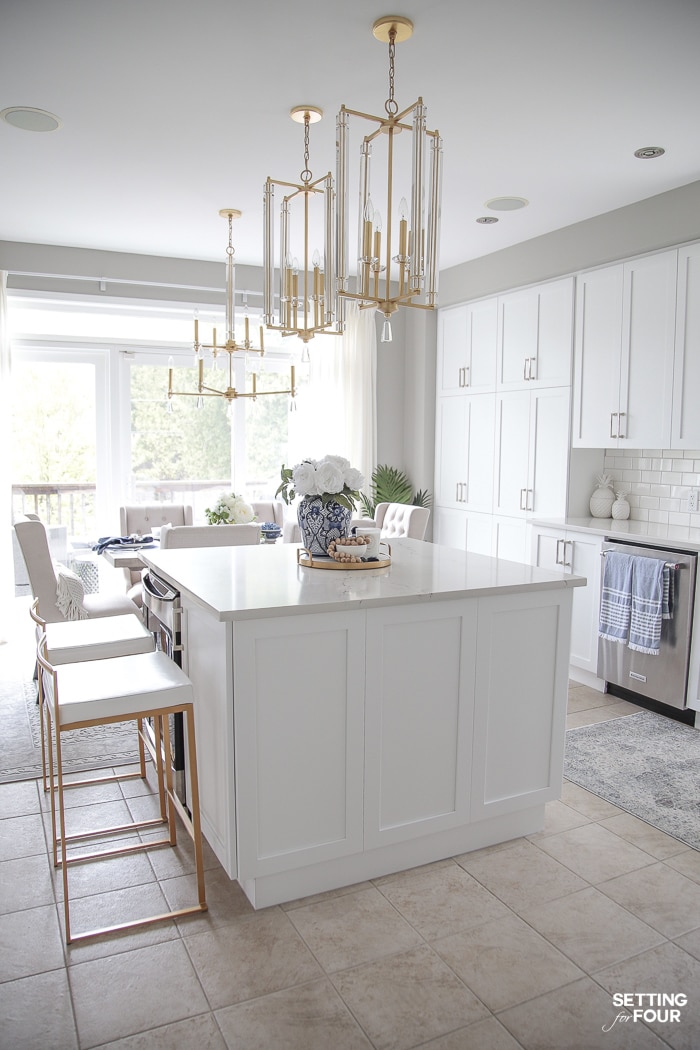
[312,249,321,268]
[381,318,393,343]
[398,197,409,257]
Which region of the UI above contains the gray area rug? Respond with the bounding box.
[565,711,700,850]
[0,677,139,784]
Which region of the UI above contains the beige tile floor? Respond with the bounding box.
[1,617,700,1049]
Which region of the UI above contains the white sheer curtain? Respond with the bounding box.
[296,300,377,492]
[0,273,13,641]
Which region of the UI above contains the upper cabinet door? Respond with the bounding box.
[437,305,468,395]
[535,278,574,388]
[571,265,624,448]
[466,297,498,392]
[619,250,677,449]
[437,299,498,396]
[671,243,700,448]
[498,289,538,388]
[498,278,574,390]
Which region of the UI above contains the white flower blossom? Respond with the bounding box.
[292,461,320,496]
[315,461,345,494]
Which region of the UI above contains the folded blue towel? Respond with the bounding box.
[629,555,665,655]
[599,551,634,643]
[662,564,675,620]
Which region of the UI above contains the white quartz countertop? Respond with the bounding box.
[139,539,585,622]
[532,516,700,553]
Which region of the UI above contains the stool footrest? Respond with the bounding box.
[67,902,209,944]
[59,815,168,849]
[62,836,174,867]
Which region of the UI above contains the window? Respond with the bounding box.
[9,292,309,531]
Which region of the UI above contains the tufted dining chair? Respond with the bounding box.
[13,516,139,624]
[119,504,193,603]
[374,502,430,540]
[250,500,286,529]
[159,523,260,548]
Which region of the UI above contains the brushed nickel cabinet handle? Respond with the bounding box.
[618,412,626,438]
[610,412,619,439]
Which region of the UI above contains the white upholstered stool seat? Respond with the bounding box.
[44,612,155,664]
[30,600,156,792]
[37,638,207,943]
[46,649,193,724]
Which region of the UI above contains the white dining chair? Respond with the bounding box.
[119,504,193,604]
[374,503,430,540]
[14,516,139,624]
[159,523,260,548]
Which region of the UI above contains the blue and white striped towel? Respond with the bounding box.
[598,551,634,643]
[629,555,665,655]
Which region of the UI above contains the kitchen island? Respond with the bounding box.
[140,539,585,908]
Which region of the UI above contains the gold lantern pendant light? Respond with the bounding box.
[336,16,443,342]
[263,107,339,346]
[167,209,295,409]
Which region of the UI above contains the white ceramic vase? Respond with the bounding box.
[612,491,630,520]
[589,484,614,518]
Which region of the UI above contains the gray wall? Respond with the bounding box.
[439,180,700,305]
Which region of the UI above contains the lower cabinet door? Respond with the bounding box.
[471,590,572,820]
[233,611,366,878]
[364,601,476,848]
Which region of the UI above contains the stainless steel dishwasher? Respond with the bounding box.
[597,539,697,710]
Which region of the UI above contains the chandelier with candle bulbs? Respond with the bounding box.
[263,107,340,346]
[167,209,296,410]
[336,16,443,342]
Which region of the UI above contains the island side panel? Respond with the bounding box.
[364,600,477,849]
[233,610,366,888]
[181,599,237,877]
[471,588,573,822]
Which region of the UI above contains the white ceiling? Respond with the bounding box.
[1,0,699,275]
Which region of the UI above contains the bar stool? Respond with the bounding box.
[36,635,207,943]
[29,599,156,793]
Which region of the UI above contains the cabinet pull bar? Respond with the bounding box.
[464,365,470,387]
[523,358,529,380]
[563,539,572,567]
[555,538,563,565]
[529,357,536,380]
[618,412,626,438]
[520,488,526,510]
[610,412,618,439]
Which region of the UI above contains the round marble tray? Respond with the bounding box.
[297,547,391,570]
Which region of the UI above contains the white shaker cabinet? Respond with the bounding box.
[497,277,574,390]
[435,393,495,513]
[437,298,498,395]
[671,243,700,448]
[572,251,677,448]
[433,507,493,555]
[493,387,570,520]
[530,525,602,678]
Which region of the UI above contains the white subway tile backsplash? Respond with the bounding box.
[669,512,692,527]
[596,448,700,522]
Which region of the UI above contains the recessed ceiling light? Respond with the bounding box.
[485,196,529,211]
[476,216,499,224]
[634,146,665,159]
[0,106,62,132]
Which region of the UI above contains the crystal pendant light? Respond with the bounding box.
[336,16,443,340]
[167,210,296,408]
[263,107,340,344]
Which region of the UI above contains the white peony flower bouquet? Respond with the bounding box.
[276,455,364,512]
[204,492,256,525]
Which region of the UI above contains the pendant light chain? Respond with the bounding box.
[300,112,312,184]
[227,210,234,261]
[385,28,398,117]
